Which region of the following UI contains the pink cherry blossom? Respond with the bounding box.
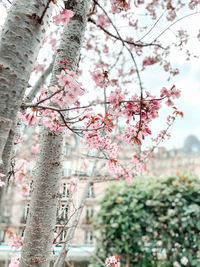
[142,56,160,67]
[0,173,5,178]
[56,70,75,87]
[108,89,124,106]
[165,98,174,106]
[18,109,38,126]
[33,63,45,73]
[0,180,5,187]
[67,177,79,193]
[160,87,170,98]
[189,0,200,9]
[15,170,26,183]
[8,230,23,252]
[20,184,30,196]
[31,144,39,154]
[111,0,130,13]
[53,9,74,25]
[90,70,106,88]
[9,257,20,267]
[96,14,110,28]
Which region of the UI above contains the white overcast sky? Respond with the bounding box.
[140,9,200,150]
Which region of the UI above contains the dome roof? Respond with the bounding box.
[183,135,200,154]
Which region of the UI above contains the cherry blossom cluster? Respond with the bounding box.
[79,81,180,178]
[97,14,110,28]
[31,143,39,154]
[18,108,38,126]
[105,255,120,267]
[7,229,23,252]
[81,113,128,177]
[134,0,196,21]
[82,114,135,180]
[90,70,108,88]
[19,73,181,180]
[111,0,130,14]
[53,9,74,25]
[12,159,30,196]
[9,257,20,267]
[189,0,200,9]
[160,85,181,107]
[108,87,180,143]
[142,56,160,68]
[67,177,79,193]
[19,68,85,131]
[151,109,183,145]
[107,90,161,144]
[42,109,65,132]
[54,69,85,106]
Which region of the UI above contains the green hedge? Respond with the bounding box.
[93,175,200,266]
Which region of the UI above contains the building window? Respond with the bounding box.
[60,230,67,242]
[66,145,71,157]
[21,204,29,222]
[88,183,95,198]
[62,183,69,198]
[86,206,94,224]
[85,231,93,244]
[60,204,68,220]
[87,162,94,176]
[0,230,5,242]
[63,161,71,177]
[20,229,25,238]
[57,204,68,224]
[74,170,80,177]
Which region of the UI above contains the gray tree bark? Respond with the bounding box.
[0,0,54,221]
[20,0,91,266]
[0,0,53,171]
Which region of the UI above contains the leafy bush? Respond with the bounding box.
[93,175,200,266]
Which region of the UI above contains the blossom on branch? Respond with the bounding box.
[111,0,130,13]
[18,108,38,126]
[67,177,79,193]
[53,9,74,25]
[9,257,20,267]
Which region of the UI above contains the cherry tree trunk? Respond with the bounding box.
[0,0,53,218]
[0,0,53,169]
[20,1,90,266]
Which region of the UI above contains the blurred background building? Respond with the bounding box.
[1,133,200,266]
[148,135,200,176]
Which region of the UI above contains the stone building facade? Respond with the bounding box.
[1,133,200,262]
